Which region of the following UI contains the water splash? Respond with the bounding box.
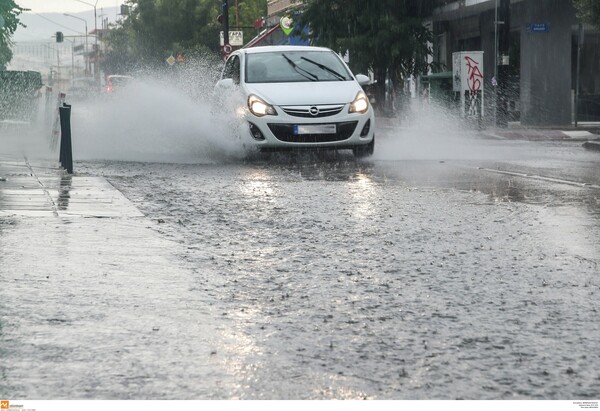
[374,101,526,162]
[70,58,246,164]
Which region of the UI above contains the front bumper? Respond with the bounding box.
[245,104,375,149]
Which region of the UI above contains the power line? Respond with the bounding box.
[32,12,85,35]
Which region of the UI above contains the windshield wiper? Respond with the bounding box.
[300,57,346,81]
[282,53,318,81]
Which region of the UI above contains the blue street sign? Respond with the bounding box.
[527,23,550,33]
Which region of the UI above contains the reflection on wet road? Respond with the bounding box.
[72,137,600,399]
[2,135,600,399]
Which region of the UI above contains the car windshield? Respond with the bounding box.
[245,50,352,83]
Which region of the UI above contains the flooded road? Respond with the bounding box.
[2,108,600,399]
[61,135,599,400]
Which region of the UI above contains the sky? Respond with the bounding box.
[16,0,124,14]
[13,1,124,41]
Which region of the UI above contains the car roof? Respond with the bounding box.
[240,45,333,55]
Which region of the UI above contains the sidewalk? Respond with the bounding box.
[0,155,143,218]
[0,153,229,398]
[483,128,600,142]
[374,115,600,149]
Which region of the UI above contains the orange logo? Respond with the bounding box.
[0,400,9,409]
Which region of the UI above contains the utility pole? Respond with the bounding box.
[223,0,230,47]
[575,23,584,127]
[496,0,510,128]
[64,14,88,75]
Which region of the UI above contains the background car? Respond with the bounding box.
[104,75,134,93]
[214,45,375,158]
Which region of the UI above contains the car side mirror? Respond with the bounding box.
[355,74,370,86]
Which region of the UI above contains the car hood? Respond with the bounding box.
[245,81,361,106]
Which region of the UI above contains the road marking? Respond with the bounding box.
[475,167,600,189]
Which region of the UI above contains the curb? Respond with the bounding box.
[482,130,600,142]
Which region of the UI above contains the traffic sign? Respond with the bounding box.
[223,44,233,54]
[166,55,176,66]
[527,23,550,33]
[220,31,243,46]
[280,16,293,35]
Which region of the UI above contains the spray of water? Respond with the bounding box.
[3,57,527,166]
[71,57,246,164]
[374,100,526,162]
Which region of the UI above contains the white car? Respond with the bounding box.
[214,45,375,157]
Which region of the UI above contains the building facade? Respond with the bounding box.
[431,0,599,126]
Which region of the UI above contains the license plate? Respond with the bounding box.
[293,124,337,135]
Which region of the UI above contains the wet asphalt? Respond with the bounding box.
[1,125,600,399]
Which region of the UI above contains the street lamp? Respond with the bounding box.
[72,0,98,80]
[64,13,89,75]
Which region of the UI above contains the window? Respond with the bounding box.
[222,55,241,84]
[245,50,352,83]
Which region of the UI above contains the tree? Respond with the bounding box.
[234,0,268,46]
[297,0,434,115]
[102,0,267,74]
[573,0,600,30]
[102,0,222,73]
[0,0,26,70]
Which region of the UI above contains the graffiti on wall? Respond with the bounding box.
[464,56,483,92]
[453,51,485,119]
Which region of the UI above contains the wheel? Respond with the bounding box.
[353,135,375,158]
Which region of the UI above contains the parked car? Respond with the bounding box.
[104,75,134,93]
[214,45,375,157]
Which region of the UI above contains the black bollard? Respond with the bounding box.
[59,103,73,174]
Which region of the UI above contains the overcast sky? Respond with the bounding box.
[13,1,123,41]
[16,0,124,14]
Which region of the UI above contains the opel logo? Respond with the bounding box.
[309,106,319,116]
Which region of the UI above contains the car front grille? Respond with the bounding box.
[267,121,358,143]
[281,105,344,118]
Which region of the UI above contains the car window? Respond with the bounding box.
[246,50,352,83]
[222,55,241,84]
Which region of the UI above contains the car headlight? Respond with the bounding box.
[248,95,277,117]
[349,91,369,114]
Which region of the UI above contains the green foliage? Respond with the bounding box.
[0,0,26,70]
[297,0,433,114]
[233,0,267,46]
[102,0,267,74]
[298,0,433,76]
[573,0,600,29]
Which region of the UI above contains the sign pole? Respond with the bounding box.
[222,0,230,47]
[575,23,583,127]
[496,0,510,128]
